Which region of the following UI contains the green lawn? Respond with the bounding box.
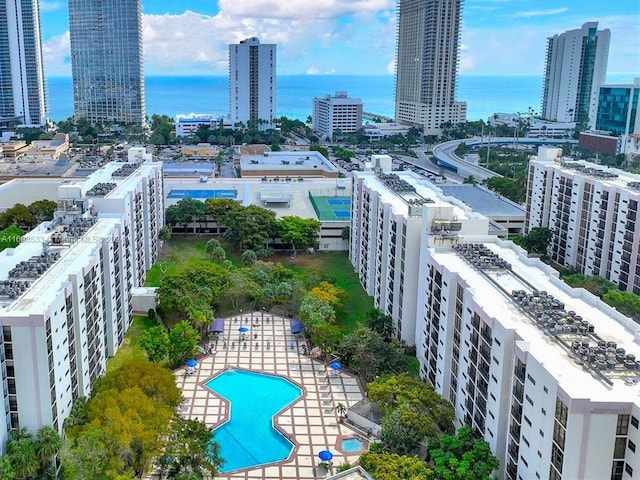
[107,315,158,372]
[146,237,214,287]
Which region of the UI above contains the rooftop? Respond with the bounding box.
[240,151,337,174]
[533,157,640,193]
[430,239,640,402]
[439,184,526,218]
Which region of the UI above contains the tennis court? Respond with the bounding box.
[167,189,238,200]
[308,194,351,221]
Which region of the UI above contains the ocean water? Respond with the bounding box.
[46,73,634,124]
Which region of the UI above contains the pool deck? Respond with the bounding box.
[174,313,366,479]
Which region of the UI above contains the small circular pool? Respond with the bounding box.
[341,437,364,453]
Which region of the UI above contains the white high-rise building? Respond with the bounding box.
[0,148,163,447]
[0,0,47,126]
[541,22,610,127]
[419,239,640,480]
[525,148,640,295]
[394,0,466,135]
[228,37,276,130]
[312,92,363,140]
[350,170,490,344]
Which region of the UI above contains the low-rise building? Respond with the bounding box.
[175,114,224,138]
[240,150,338,179]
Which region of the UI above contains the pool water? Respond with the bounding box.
[341,437,364,452]
[206,369,302,472]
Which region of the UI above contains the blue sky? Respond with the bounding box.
[39,0,640,77]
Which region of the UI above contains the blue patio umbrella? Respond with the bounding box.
[185,359,197,368]
[329,361,342,371]
[318,450,333,461]
[238,327,249,333]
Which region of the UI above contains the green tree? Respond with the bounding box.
[210,246,226,264]
[204,198,243,225]
[61,426,116,480]
[158,226,172,242]
[366,308,394,341]
[428,426,499,480]
[359,452,433,480]
[139,325,170,362]
[34,426,61,460]
[336,326,408,384]
[380,408,424,456]
[520,227,554,257]
[205,239,221,257]
[278,216,321,257]
[27,199,57,222]
[161,417,223,479]
[0,457,15,480]
[6,429,39,478]
[165,198,206,235]
[168,321,200,366]
[223,205,278,250]
[602,289,640,318]
[241,249,258,266]
[0,225,25,251]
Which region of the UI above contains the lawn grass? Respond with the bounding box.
[107,315,158,372]
[146,236,372,333]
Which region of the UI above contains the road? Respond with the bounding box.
[432,137,577,182]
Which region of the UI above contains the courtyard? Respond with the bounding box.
[175,312,369,479]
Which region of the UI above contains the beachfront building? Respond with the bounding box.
[0,0,47,126]
[0,148,162,446]
[394,0,467,135]
[541,22,610,127]
[419,238,640,480]
[228,37,276,130]
[595,78,640,157]
[312,92,363,140]
[68,0,145,125]
[175,114,225,138]
[349,169,490,345]
[525,147,640,294]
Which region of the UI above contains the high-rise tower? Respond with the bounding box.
[394,0,466,135]
[228,37,276,130]
[0,0,47,126]
[541,22,610,127]
[68,0,145,125]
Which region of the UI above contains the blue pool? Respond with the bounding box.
[341,437,364,452]
[167,189,238,199]
[206,370,302,472]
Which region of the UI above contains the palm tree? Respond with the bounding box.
[241,249,257,266]
[0,457,15,480]
[34,426,61,459]
[335,402,347,421]
[6,435,39,478]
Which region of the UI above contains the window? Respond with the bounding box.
[614,438,627,458]
[628,440,636,453]
[617,414,630,436]
[625,464,633,476]
[631,416,639,429]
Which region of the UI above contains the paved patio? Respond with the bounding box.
[175,312,367,479]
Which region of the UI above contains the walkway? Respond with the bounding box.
[175,312,366,479]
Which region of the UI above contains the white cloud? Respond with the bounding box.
[42,32,70,76]
[218,0,394,20]
[386,59,395,74]
[514,7,569,18]
[307,66,320,74]
[39,1,65,12]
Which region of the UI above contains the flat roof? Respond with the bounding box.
[430,240,640,402]
[439,184,526,218]
[240,151,337,173]
[0,218,120,313]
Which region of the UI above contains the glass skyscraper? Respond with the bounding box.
[68,0,145,125]
[0,0,47,126]
[596,80,640,136]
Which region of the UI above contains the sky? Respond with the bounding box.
[39,0,640,77]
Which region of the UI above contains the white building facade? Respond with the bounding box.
[0,0,47,126]
[349,170,489,344]
[312,92,363,139]
[526,152,640,294]
[418,239,640,480]
[175,114,224,138]
[0,148,163,448]
[541,22,610,127]
[394,0,466,135]
[228,37,276,130]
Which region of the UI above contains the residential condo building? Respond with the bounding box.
[312,91,363,140]
[0,0,47,126]
[228,37,276,130]
[419,239,640,480]
[541,22,610,127]
[68,0,146,125]
[0,148,163,448]
[349,169,490,344]
[394,0,467,135]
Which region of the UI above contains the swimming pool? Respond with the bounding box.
[167,189,238,199]
[341,437,364,453]
[206,369,302,472]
